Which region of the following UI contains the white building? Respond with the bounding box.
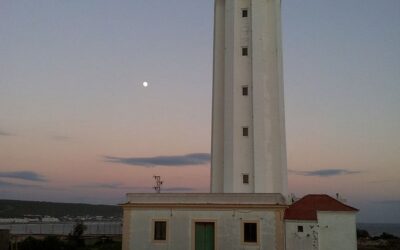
[285,195,358,250]
[41,216,60,223]
[122,193,286,250]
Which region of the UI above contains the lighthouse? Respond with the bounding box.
[211,0,288,195]
[122,2,290,249]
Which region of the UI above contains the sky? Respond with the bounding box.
[0,0,399,223]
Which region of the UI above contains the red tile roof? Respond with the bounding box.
[284,194,358,221]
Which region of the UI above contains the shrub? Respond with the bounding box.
[357,229,371,238]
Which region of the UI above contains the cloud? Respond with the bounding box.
[79,182,129,190]
[0,180,38,188]
[289,168,362,177]
[0,130,14,136]
[93,183,124,189]
[375,200,400,205]
[78,182,149,191]
[0,171,47,182]
[78,183,196,192]
[104,153,210,167]
[368,179,399,184]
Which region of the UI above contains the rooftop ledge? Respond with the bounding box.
[124,193,287,206]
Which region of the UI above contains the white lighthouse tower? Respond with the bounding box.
[211,0,288,195]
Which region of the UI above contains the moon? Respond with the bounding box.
[143,81,148,87]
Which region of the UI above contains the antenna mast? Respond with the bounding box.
[153,175,163,193]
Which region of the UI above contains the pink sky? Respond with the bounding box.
[0,0,399,223]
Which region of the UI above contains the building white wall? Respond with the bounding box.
[285,212,357,250]
[210,0,226,193]
[41,217,60,223]
[211,0,287,195]
[251,0,287,195]
[285,221,318,250]
[123,208,279,250]
[317,212,357,250]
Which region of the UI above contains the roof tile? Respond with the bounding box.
[284,194,358,221]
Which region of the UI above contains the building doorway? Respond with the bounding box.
[195,222,215,250]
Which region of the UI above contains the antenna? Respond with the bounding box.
[153,175,163,193]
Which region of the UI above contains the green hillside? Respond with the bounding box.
[0,200,122,218]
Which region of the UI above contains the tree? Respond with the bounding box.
[92,237,122,250]
[357,229,370,238]
[380,232,398,240]
[42,236,65,250]
[67,221,87,248]
[19,236,42,250]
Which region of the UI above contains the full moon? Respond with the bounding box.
[143,81,148,87]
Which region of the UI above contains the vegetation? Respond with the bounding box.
[67,221,87,248]
[358,230,400,250]
[17,236,121,250]
[0,199,121,218]
[357,229,371,238]
[15,223,121,250]
[19,236,65,250]
[376,232,399,240]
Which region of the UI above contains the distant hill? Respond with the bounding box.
[0,199,122,218]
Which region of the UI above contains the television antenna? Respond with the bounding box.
[153,175,163,193]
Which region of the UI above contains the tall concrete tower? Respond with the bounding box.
[211,0,287,195]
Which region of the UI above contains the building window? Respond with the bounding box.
[242,127,249,137]
[243,222,258,243]
[242,9,248,18]
[154,221,167,241]
[242,174,249,184]
[297,225,303,232]
[242,86,248,96]
[242,47,248,56]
